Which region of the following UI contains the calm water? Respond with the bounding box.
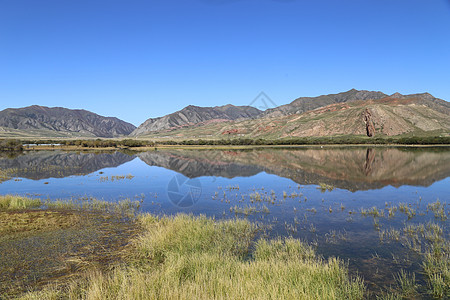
[1,147,449,294]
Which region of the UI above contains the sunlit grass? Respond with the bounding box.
[394,269,418,298]
[45,198,140,217]
[0,195,42,210]
[4,191,448,299]
[19,214,366,300]
[0,196,139,298]
[427,199,447,221]
[317,182,335,192]
[0,210,80,237]
[422,240,450,298]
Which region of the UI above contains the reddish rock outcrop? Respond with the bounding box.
[222,129,241,135]
[363,108,376,137]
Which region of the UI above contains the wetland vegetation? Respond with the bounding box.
[0,146,449,299]
[2,196,367,299]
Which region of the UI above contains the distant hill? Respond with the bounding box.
[263,89,389,117]
[0,105,136,138]
[135,92,450,139]
[1,90,448,140]
[130,104,262,136]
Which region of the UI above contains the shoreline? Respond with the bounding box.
[17,143,450,152]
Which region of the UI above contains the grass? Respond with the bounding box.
[360,206,384,218]
[382,221,449,299]
[45,197,140,217]
[427,199,447,221]
[318,183,335,192]
[0,210,80,237]
[394,269,418,298]
[3,192,448,299]
[0,196,140,297]
[98,174,135,182]
[231,204,270,215]
[0,195,42,210]
[18,213,366,300]
[422,239,450,298]
[398,202,416,219]
[0,169,11,181]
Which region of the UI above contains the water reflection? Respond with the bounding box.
[1,147,449,191]
[0,151,135,180]
[137,147,450,191]
[0,147,448,296]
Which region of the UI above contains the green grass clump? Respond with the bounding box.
[318,182,335,192]
[45,198,140,217]
[427,200,447,221]
[360,206,384,218]
[395,269,418,298]
[20,214,366,300]
[0,169,11,181]
[422,240,450,298]
[134,214,255,263]
[0,195,42,210]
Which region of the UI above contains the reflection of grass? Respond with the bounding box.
[20,214,366,299]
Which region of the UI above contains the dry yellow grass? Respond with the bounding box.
[19,214,366,300]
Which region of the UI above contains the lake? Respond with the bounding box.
[0,146,449,295]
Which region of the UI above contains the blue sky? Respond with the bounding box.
[1,0,449,126]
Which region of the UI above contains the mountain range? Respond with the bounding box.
[0,89,449,139]
[130,104,261,136]
[132,89,450,139]
[0,105,136,138]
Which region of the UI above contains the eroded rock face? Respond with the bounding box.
[0,105,136,137]
[131,105,262,136]
[363,108,376,137]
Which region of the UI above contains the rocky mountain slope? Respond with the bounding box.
[137,93,450,139]
[1,90,448,139]
[130,104,261,136]
[0,105,136,138]
[263,89,388,117]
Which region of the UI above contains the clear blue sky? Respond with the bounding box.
[1,0,449,126]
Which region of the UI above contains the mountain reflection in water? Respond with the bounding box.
[138,147,450,191]
[1,147,449,192]
[0,151,135,181]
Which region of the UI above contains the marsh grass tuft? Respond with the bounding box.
[45,198,140,217]
[0,195,42,210]
[427,200,447,221]
[395,269,418,298]
[398,203,416,219]
[422,240,450,298]
[19,214,366,300]
[318,182,335,192]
